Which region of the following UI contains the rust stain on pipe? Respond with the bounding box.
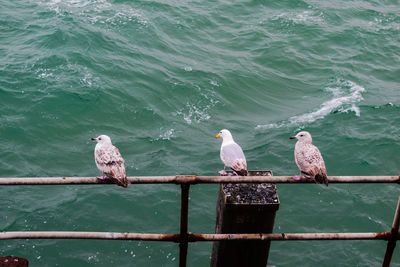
[160,234,180,242]
[175,175,197,184]
[187,234,207,242]
[375,232,392,240]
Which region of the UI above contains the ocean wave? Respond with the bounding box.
[256,79,365,130]
[373,102,399,109]
[152,128,175,141]
[39,0,109,15]
[176,103,211,124]
[38,0,148,26]
[88,7,148,26]
[35,64,99,89]
[272,9,324,26]
[174,88,220,125]
[366,14,400,32]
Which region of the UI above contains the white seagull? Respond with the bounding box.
[216,129,248,176]
[290,131,328,186]
[92,135,129,188]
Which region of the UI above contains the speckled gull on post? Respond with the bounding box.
[216,129,248,176]
[290,131,328,186]
[91,135,129,188]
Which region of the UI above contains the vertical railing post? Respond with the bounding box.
[382,196,400,267]
[179,183,190,267]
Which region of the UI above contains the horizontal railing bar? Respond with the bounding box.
[1,231,398,241]
[195,176,400,184]
[189,232,397,241]
[0,232,180,241]
[0,176,398,185]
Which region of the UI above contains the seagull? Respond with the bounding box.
[216,129,248,176]
[92,135,129,188]
[290,131,328,186]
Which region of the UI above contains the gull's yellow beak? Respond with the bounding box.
[216,134,220,139]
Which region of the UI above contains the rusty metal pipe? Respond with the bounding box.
[383,196,400,267]
[0,231,180,241]
[0,176,398,185]
[195,175,400,184]
[0,231,397,241]
[190,232,396,241]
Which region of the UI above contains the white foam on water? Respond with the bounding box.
[155,128,175,141]
[273,9,324,26]
[80,71,93,87]
[210,80,220,87]
[177,103,211,124]
[342,104,361,116]
[87,254,99,263]
[174,88,220,125]
[36,68,54,79]
[38,0,148,26]
[96,8,148,26]
[37,63,99,87]
[256,80,365,130]
[41,0,107,15]
[367,15,400,32]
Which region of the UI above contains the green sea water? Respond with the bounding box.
[0,0,399,266]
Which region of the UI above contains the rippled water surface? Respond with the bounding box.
[1,0,399,266]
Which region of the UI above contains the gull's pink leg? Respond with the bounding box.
[292,173,302,181]
[219,170,228,175]
[219,166,228,176]
[97,172,106,180]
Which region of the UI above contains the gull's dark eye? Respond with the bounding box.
[99,138,102,140]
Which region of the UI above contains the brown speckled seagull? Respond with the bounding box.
[290,131,328,186]
[216,129,248,176]
[92,135,129,188]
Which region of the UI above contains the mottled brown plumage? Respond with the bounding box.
[291,131,328,186]
[92,135,128,188]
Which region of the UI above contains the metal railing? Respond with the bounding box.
[0,175,399,267]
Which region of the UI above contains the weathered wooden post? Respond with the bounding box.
[210,170,279,267]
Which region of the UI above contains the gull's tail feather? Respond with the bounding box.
[234,169,248,176]
[114,177,129,188]
[315,173,328,186]
[108,166,129,188]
